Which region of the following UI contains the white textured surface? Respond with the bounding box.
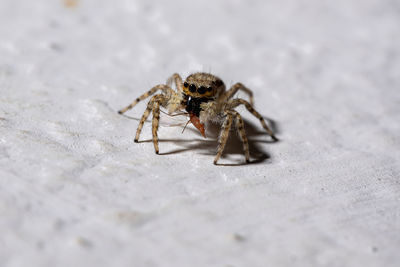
[1,0,400,266]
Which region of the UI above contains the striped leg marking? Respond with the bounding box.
[224,83,254,106]
[214,112,234,165]
[229,99,278,141]
[166,73,184,93]
[152,100,160,154]
[118,84,174,114]
[135,102,152,142]
[233,111,250,163]
[134,95,163,144]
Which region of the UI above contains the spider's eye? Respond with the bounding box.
[183,82,188,88]
[189,84,196,93]
[207,87,213,92]
[198,86,206,94]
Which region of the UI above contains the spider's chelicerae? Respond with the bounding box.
[118,72,277,164]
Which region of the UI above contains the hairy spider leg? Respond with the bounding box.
[229,99,278,141]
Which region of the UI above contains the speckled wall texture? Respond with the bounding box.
[0,0,399,266]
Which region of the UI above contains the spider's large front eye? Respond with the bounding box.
[207,87,213,92]
[183,82,189,88]
[189,84,196,93]
[198,86,206,94]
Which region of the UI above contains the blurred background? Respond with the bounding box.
[0,0,399,266]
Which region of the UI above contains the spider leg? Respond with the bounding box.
[223,82,254,106]
[214,111,234,165]
[135,95,163,144]
[135,100,152,142]
[152,99,161,154]
[229,99,278,141]
[232,111,250,163]
[118,84,174,114]
[166,73,184,93]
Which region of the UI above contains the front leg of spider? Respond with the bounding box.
[213,111,234,164]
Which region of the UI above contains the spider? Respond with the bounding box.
[118,72,277,164]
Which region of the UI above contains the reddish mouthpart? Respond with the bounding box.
[189,113,206,138]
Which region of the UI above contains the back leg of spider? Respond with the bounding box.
[229,98,278,141]
[224,83,254,106]
[118,84,174,114]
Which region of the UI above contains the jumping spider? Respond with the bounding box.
[118,72,277,164]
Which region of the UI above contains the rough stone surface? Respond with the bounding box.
[0,0,399,266]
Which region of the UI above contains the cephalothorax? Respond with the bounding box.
[118,72,277,164]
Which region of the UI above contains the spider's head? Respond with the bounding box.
[181,73,225,138]
[182,72,225,98]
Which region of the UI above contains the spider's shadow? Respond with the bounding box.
[132,115,280,166]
